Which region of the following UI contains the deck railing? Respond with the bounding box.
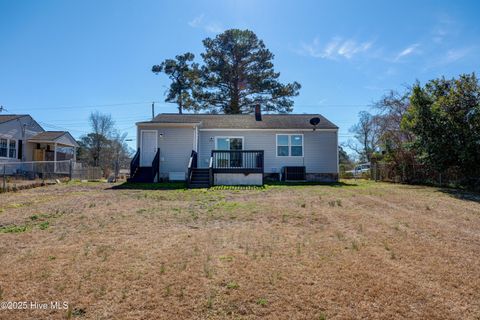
[211,150,264,173]
[187,150,198,187]
[151,148,160,182]
[130,148,140,178]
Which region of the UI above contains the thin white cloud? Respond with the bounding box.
[300,37,373,60]
[205,23,223,34]
[317,98,327,105]
[422,47,473,71]
[443,48,471,64]
[188,14,205,28]
[188,14,223,34]
[394,43,420,61]
[431,14,458,44]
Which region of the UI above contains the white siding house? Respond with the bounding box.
[132,108,339,186]
[0,115,79,174]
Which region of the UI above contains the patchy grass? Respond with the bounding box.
[0,180,478,319]
[226,281,239,290]
[256,298,268,306]
[38,221,49,230]
[0,224,28,233]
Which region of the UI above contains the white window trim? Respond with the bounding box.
[0,137,10,160]
[8,139,17,159]
[276,134,304,157]
[214,136,244,150]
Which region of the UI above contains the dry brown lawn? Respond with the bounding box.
[0,180,479,319]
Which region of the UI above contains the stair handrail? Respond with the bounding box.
[187,150,198,187]
[208,156,213,187]
[130,148,140,178]
[151,148,160,182]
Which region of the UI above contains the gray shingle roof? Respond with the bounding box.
[29,131,67,141]
[0,114,28,124]
[139,113,338,129]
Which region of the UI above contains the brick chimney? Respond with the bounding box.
[254,105,262,121]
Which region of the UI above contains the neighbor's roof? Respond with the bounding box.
[0,114,29,124]
[138,113,338,129]
[29,131,67,141]
[28,131,79,147]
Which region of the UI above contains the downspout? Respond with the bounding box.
[54,142,57,173]
[336,129,339,180]
[195,125,199,152]
[22,123,26,161]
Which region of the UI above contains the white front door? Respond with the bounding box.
[140,130,157,167]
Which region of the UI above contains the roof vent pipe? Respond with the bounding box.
[254,105,262,121]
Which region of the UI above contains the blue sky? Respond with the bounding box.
[1,0,479,150]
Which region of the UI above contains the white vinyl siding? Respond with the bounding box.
[137,126,195,177]
[198,130,337,174]
[276,134,303,157]
[136,125,338,176]
[0,115,45,162]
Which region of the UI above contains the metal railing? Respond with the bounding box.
[211,150,264,173]
[152,148,160,182]
[187,150,198,187]
[130,148,140,178]
[209,156,213,186]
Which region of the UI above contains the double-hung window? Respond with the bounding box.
[9,140,16,158]
[276,134,303,157]
[0,138,7,157]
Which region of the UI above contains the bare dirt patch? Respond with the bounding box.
[0,180,479,319]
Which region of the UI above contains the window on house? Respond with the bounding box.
[9,140,16,158]
[276,135,289,156]
[276,134,303,157]
[0,139,7,157]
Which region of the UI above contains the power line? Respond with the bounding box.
[10,101,167,111]
[295,104,373,108]
[7,99,372,111]
[38,121,90,135]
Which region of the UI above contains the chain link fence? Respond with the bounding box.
[0,160,102,192]
[371,162,480,190]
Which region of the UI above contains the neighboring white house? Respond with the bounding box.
[0,115,79,172]
[131,107,339,186]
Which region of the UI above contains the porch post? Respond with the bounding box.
[195,125,199,153]
[192,125,198,153]
[54,143,57,173]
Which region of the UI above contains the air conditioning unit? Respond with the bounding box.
[283,166,306,181]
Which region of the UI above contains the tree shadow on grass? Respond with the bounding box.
[437,188,480,203]
[108,182,187,190]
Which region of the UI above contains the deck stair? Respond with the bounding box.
[189,168,210,188]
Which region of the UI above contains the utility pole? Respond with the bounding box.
[151,102,155,120]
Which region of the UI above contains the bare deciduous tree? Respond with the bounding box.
[373,89,415,166]
[348,111,381,162]
[77,112,133,177]
[89,112,114,167]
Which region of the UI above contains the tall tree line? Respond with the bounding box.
[349,73,480,190]
[152,29,301,114]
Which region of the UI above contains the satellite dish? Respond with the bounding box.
[309,117,320,131]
